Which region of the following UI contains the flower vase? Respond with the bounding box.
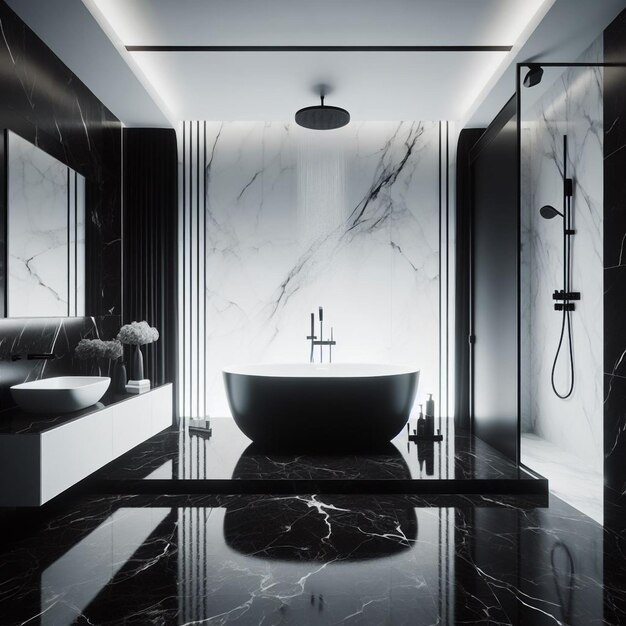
[132,344,144,381]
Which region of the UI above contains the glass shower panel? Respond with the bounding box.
[519,57,604,523]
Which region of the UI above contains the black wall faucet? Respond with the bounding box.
[10,352,58,361]
[306,307,336,363]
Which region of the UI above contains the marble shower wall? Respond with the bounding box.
[520,39,604,472]
[195,121,441,417]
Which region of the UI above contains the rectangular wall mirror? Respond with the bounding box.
[5,130,85,317]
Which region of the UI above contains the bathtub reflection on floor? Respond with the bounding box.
[223,494,418,562]
[0,493,608,625]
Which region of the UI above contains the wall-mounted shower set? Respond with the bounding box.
[539,135,579,399]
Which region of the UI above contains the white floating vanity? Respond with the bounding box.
[0,383,173,506]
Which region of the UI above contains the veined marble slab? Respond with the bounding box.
[198,121,441,417]
[520,38,604,477]
[7,131,85,317]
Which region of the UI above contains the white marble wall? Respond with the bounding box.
[198,121,441,417]
[7,132,85,317]
[520,40,603,473]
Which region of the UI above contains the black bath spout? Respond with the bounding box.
[10,352,58,361]
[307,308,336,363]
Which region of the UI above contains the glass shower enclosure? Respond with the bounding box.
[517,52,607,524]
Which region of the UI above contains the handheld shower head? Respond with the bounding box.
[539,205,563,220]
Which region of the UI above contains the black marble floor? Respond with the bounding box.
[0,492,623,625]
[91,418,546,495]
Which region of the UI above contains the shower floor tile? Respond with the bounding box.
[521,432,603,523]
[91,418,546,495]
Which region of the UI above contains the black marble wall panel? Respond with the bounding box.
[469,99,519,462]
[0,315,120,412]
[0,0,122,317]
[604,9,626,525]
[603,10,626,622]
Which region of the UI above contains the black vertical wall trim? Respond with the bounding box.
[203,121,207,418]
[445,121,449,420]
[182,123,186,416]
[454,128,485,429]
[66,167,71,317]
[196,121,200,417]
[438,121,442,423]
[123,128,178,402]
[188,122,193,415]
[74,172,78,316]
[0,130,6,317]
[515,65,522,466]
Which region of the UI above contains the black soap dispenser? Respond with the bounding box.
[416,404,425,436]
[425,393,435,436]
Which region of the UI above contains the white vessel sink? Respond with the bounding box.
[10,376,111,414]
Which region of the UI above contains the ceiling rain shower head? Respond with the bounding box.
[539,205,563,219]
[295,95,350,130]
[523,65,544,88]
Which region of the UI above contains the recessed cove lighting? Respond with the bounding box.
[295,95,350,130]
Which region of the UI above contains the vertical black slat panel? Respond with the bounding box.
[123,128,178,397]
[67,167,71,316]
[182,123,186,414]
[438,121,442,424]
[0,131,6,317]
[188,121,193,416]
[188,121,194,416]
[74,172,78,316]
[445,122,449,420]
[189,122,194,415]
[203,121,207,417]
[196,121,200,417]
[147,136,153,381]
[143,141,149,375]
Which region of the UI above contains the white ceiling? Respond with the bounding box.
[86,0,548,121]
[8,0,626,126]
[89,0,541,47]
[129,50,508,121]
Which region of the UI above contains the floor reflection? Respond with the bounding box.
[222,494,418,561]
[0,493,615,625]
[94,417,531,485]
[231,441,413,481]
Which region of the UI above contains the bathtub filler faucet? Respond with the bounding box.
[307,307,336,363]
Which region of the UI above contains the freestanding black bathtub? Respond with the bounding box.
[223,364,419,450]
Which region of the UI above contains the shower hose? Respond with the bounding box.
[550,162,574,400]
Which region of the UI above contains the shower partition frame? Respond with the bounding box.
[514,61,625,476]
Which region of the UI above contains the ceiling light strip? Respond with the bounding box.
[126,45,512,53]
